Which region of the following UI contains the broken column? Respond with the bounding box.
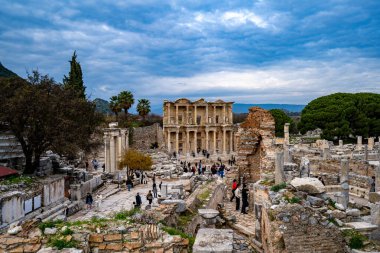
[339,140,343,148]
[376,165,380,192]
[365,144,368,161]
[357,136,363,150]
[368,137,375,151]
[284,123,290,145]
[323,147,330,160]
[340,159,349,209]
[275,151,285,184]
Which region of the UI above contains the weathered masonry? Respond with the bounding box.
[163,98,234,156]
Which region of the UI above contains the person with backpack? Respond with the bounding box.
[146,190,153,205]
[230,179,238,201]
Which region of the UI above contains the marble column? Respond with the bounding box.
[229,131,233,153]
[193,130,197,154]
[186,105,189,124]
[340,159,349,209]
[205,105,209,124]
[357,136,363,150]
[194,106,197,125]
[376,165,380,192]
[275,152,285,184]
[186,130,190,156]
[104,134,109,173]
[229,105,233,123]
[167,104,171,124]
[368,137,375,151]
[167,130,171,153]
[205,129,209,151]
[213,130,217,154]
[175,105,178,124]
[175,130,179,154]
[339,140,343,148]
[110,136,116,172]
[223,105,226,123]
[213,106,216,124]
[222,128,226,154]
[365,144,368,161]
[284,123,290,145]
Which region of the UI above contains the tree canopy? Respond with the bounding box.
[137,99,151,120]
[63,51,86,99]
[269,109,296,137]
[0,71,103,174]
[119,149,152,177]
[298,93,380,140]
[118,91,134,115]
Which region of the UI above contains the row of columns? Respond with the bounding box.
[104,128,128,173]
[167,104,232,125]
[166,128,233,155]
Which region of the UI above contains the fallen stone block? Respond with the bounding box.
[290,177,325,194]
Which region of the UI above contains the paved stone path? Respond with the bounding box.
[69,179,190,221]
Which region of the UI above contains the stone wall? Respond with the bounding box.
[0,192,24,225]
[236,107,276,183]
[42,177,65,207]
[131,123,164,150]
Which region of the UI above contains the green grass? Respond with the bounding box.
[39,220,64,233]
[48,237,78,250]
[177,212,195,227]
[198,189,211,203]
[162,226,195,249]
[61,227,74,235]
[114,208,141,220]
[1,175,33,185]
[270,182,287,192]
[342,229,367,249]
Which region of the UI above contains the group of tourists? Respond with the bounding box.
[230,179,249,214]
[180,160,228,178]
[133,173,162,208]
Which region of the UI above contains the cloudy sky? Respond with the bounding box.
[1,0,380,112]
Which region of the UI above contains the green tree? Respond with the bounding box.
[298,93,380,140]
[118,91,134,116]
[109,95,121,118]
[119,149,152,177]
[269,109,296,137]
[137,99,151,120]
[0,71,102,174]
[63,51,86,99]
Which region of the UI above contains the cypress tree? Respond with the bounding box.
[63,51,86,99]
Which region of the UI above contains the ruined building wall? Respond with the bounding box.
[236,107,276,183]
[131,123,164,150]
[265,205,346,253]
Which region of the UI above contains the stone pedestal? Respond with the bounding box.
[357,136,363,150]
[198,209,219,228]
[193,229,233,253]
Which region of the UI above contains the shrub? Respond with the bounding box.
[61,228,74,235]
[270,182,287,192]
[342,229,366,249]
[49,237,77,250]
[114,208,141,220]
[39,220,63,233]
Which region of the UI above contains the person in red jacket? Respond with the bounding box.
[230,179,238,202]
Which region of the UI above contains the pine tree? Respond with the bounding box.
[63,51,86,99]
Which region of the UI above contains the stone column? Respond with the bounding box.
[194,106,197,125]
[213,130,217,154]
[339,140,343,148]
[340,159,349,209]
[222,128,226,154]
[118,133,122,158]
[175,105,178,124]
[186,105,189,124]
[167,130,171,153]
[104,134,109,173]
[323,147,330,160]
[365,144,368,161]
[275,152,285,184]
[175,130,179,154]
[376,165,380,192]
[213,106,217,124]
[205,129,209,151]
[110,136,116,172]
[167,104,171,124]
[229,105,233,123]
[357,136,363,150]
[205,105,209,124]
[186,130,190,156]
[193,130,197,154]
[284,123,290,145]
[223,105,226,124]
[368,137,375,151]
[229,131,233,153]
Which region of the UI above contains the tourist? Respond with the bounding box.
[370,176,376,192]
[126,177,133,191]
[135,193,142,208]
[92,159,98,170]
[152,173,156,184]
[218,164,225,178]
[102,163,105,172]
[206,152,210,159]
[153,182,158,198]
[85,161,89,170]
[85,193,93,209]
[147,190,153,205]
[144,172,148,184]
[159,181,162,190]
[230,179,238,201]
[211,164,217,175]
[235,185,241,211]
[241,184,249,214]
[191,166,196,175]
[140,171,144,184]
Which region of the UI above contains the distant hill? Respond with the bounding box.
[233,103,305,113]
[0,62,18,78]
[93,98,112,115]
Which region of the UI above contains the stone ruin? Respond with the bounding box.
[235,106,276,183]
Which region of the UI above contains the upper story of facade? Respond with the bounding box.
[163,98,234,127]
